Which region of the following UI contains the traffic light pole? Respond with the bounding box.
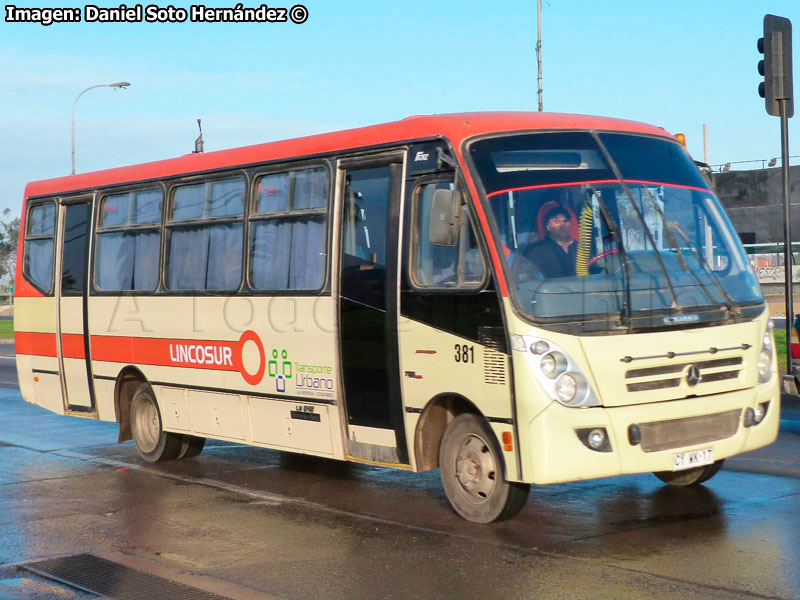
[758,13,794,377]
[781,98,793,375]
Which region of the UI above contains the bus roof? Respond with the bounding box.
[24,112,671,199]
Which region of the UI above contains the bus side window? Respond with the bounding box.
[95,188,163,292]
[23,201,56,294]
[249,166,329,291]
[166,177,246,291]
[412,182,485,289]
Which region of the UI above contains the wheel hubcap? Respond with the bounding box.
[132,396,160,453]
[454,433,496,502]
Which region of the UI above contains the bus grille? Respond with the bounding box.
[638,409,741,452]
[625,357,742,392]
[480,328,507,386]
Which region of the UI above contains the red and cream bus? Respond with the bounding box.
[15,112,779,522]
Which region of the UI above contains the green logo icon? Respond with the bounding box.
[269,348,292,379]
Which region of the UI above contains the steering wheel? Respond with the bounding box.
[586,248,620,269]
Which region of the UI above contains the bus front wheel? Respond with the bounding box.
[653,459,725,486]
[130,383,183,463]
[439,413,530,523]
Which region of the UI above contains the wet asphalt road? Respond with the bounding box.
[0,367,799,598]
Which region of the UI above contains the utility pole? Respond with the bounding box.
[703,123,710,164]
[536,0,543,112]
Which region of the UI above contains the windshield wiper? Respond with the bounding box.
[614,167,740,318]
[623,178,736,316]
[591,133,681,312]
[593,132,738,320]
[666,221,741,316]
[587,189,633,328]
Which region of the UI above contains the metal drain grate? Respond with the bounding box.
[20,554,232,600]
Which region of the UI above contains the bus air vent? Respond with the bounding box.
[479,327,507,385]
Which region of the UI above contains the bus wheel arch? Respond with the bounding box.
[413,393,481,472]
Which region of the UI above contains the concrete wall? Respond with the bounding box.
[712,165,800,245]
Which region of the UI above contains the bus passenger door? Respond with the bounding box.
[57,198,95,413]
[338,157,408,465]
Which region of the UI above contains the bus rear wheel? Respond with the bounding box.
[653,459,725,486]
[177,435,206,460]
[439,413,530,523]
[130,383,183,463]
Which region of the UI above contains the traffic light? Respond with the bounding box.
[757,14,794,117]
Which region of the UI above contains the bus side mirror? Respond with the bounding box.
[429,189,462,246]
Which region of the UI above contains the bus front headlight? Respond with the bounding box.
[758,322,774,383]
[513,336,600,408]
[555,373,587,406]
[540,352,567,379]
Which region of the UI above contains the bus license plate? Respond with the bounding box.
[672,448,713,471]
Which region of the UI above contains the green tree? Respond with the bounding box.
[0,208,20,288]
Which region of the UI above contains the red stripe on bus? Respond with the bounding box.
[486,179,711,198]
[623,179,711,193]
[18,330,267,385]
[16,332,241,373]
[90,335,242,372]
[15,331,58,357]
[61,333,86,359]
[486,180,619,198]
[23,114,670,199]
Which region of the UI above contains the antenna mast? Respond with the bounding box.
[537,0,543,111]
[194,119,204,153]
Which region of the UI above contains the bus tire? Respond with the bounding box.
[130,383,183,463]
[653,459,725,486]
[177,435,206,460]
[439,413,530,523]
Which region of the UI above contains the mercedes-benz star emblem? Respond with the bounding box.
[686,364,702,387]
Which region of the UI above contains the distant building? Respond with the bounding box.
[712,165,800,245]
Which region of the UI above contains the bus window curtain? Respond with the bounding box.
[251,217,325,290]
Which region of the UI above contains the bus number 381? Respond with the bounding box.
[454,344,474,364]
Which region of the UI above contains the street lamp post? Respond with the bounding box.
[71,81,131,175]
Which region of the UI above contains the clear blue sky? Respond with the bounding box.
[1,0,799,218]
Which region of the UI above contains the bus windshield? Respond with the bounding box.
[469,132,763,332]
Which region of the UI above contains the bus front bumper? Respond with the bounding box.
[520,380,780,485]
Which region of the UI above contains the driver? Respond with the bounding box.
[525,206,577,279]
